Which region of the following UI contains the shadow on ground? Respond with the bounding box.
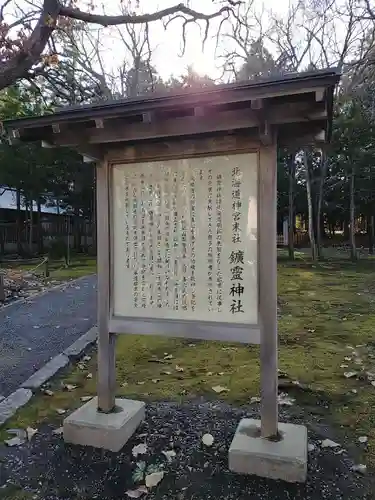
[0,401,373,500]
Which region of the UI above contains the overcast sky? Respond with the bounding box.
[97,0,291,81]
[147,0,289,79]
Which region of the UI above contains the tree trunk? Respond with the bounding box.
[28,197,33,254]
[316,151,327,259]
[288,155,295,259]
[303,150,317,260]
[368,214,374,255]
[16,188,22,255]
[37,198,43,254]
[349,170,357,261]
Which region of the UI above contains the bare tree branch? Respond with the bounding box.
[0,0,240,91]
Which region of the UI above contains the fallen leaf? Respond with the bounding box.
[162,449,176,462]
[63,384,77,391]
[343,371,357,378]
[126,486,148,498]
[250,396,261,404]
[145,471,164,489]
[206,372,213,376]
[344,357,352,362]
[86,373,93,379]
[77,363,85,370]
[5,437,25,447]
[351,464,367,474]
[321,439,340,448]
[26,427,37,440]
[44,389,54,396]
[175,365,184,372]
[122,382,129,387]
[83,355,91,362]
[278,393,295,406]
[351,389,358,394]
[307,328,315,333]
[80,396,93,402]
[218,372,225,376]
[152,379,160,384]
[52,427,63,435]
[162,370,172,375]
[188,344,196,347]
[137,381,145,386]
[132,443,148,457]
[164,354,173,360]
[212,385,229,394]
[358,436,368,444]
[56,408,66,415]
[308,443,315,452]
[202,433,214,446]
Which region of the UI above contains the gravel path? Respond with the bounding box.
[0,275,97,399]
[0,401,373,499]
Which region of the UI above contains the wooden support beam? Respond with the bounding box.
[259,120,273,146]
[259,139,278,438]
[251,98,263,110]
[315,89,325,102]
[53,101,325,147]
[142,112,152,123]
[97,159,116,413]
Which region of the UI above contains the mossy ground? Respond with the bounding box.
[0,254,96,281]
[2,255,375,470]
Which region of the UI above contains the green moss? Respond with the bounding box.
[2,258,375,466]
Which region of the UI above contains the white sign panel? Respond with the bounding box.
[112,153,258,325]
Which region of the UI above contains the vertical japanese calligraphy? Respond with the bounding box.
[230,167,245,315]
[216,173,223,312]
[190,171,196,312]
[112,153,258,325]
[207,168,213,310]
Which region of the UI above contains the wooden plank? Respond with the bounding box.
[107,134,260,164]
[258,141,278,438]
[109,317,261,344]
[53,101,324,147]
[96,159,116,413]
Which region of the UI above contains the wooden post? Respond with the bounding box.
[97,159,116,413]
[259,142,278,438]
[45,257,50,278]
[0,272,5,302]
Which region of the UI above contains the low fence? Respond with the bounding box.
[277,232,309,247]
[0,220,94,255]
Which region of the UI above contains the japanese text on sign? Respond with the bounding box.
[112,153,258,325]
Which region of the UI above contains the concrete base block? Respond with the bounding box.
[63,397,145,452]
[229,419,307,483]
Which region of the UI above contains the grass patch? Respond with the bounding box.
[0,484,35,499]
[2,258,375,466]
[0,254,96,281]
